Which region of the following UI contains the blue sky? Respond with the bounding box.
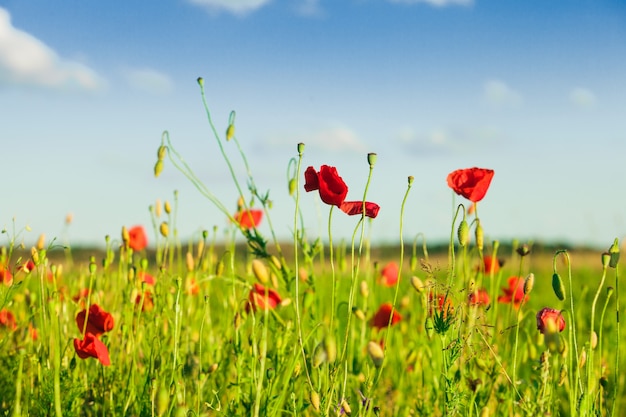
[2,0,626,250]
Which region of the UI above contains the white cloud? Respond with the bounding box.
[0,7,102,90]
[305,125,367,152]
[122,68,174,94]
[387,0,472,6]
[396,125,502,155]
[483,79,522,108]
[187,0,272,15]
[569,87,597,109]
[295,0,324,17]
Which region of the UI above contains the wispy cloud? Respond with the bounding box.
[294,0,324,17]
[0,7,102,90]
[483,79,522,108]
[396,125,501,155]
[387,0,472,7]
[268,124,367,153]
[569,87,597,109]
[187,0,272,15]
[122,68,174,94]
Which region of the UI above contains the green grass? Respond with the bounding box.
[0,78,622,416]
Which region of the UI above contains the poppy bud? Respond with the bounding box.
[360,281,369,298]
[208,363,218,373]
[164,200,172,214]
[367,153,378,168]
[458,219,469,247]
[410,276,425,293]
[408,176,414,186]
[367,341,385,368]
[475,220,484,251]
[251,259,269,284]
[36,234,45,251]
[226,124,235,141]
[516,243,531,257]
[155,199,162,218]
[31,247,40,266]
[591,330,598,350]
[288,178,297,196]
[425,317,435,339]
[310,391,320,411]
[523,273,534,295]
[157,145,167,160]
[297,142,305,155]
[552,273,566,301]
[602,252,611,269]
[197,77,204,87]
[609,238,620,268]
[186,252,195,273]
[159,222,169,237]
[154,160,164,178]
[352,307,366,321]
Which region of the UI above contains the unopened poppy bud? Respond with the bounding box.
[186,252,195,272]
[226,124,235,141]
[552,273,566,301]
[31,247,40,265]
[154,160,164,178]
[425,317,435,339]
[352,307,366,321]
[458,219,469,247]
[155,199,162,218]
[288,178,297,196]
[310,391,320,411]
[367,341,385,368]
[164,200,171,214]
[324,335,337,363]
[602,252,611,269]
[157,145,167,160]
[251,259,269,284]
[475,220,484,251]
[591,331,598,350]
[312,342,327,368]
[159,222,169,237]
[89,260,97,275]
[360,280,369,298]
[523,273,534,295]
[408,176,414,186]
[36,234,45,250]
[237,196,245,210]
[579,348,587,368]
[197,77,204,87]
[410,276,425,293]
[609,238,620,268]
[367,152,377,167]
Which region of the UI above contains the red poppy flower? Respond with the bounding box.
[73,333,111,366]
[0,309,17,330]
[304,165,348,207]
[234,209,263,229]
[369,302,402,329]
[134,291,154,312]
[247,283,282,312]
[482,256,503,274]
[137,271,155,286]
[468,288,490,306]
[536,307,566,334]
[18,259,36,273]
[446,167,495,203]
[128,225,148,251]
[497,276,528,307]
[339,201,380,219]
[0,264,13,286]
[76,304,114,337]
[379,261,399,286]
[186,278,199,296]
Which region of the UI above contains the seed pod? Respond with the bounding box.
[457,219,469,247]
[602,252,611,269]
[552,273,566,301]
[367,341,385,368]
[367,152,378,168]
[297,142,305,155]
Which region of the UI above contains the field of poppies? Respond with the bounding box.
[0,79,622,417]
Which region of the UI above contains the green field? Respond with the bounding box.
[1,80,622,416]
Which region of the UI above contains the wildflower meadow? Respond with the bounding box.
[0,78,623,417]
